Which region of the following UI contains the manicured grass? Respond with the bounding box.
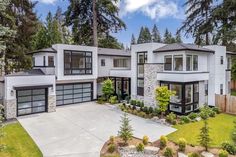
[167,114,236,147]
[0,122,42,157]
[231,90,236,96]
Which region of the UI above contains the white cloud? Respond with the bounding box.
[37,0,57,4]
[120,0,184,20]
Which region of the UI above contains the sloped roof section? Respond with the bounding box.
[154,43,214,53]
[28,47,56,54]
[227,51,236,55]
[7,69,45,76]
[98,48,131,57]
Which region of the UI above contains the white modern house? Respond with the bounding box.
[0,42,234,119]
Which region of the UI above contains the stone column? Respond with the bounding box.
[48,95,56,112]
[144,63,163,107]
[4,99,17,119]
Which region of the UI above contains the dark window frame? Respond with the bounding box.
[64,50,92,75]
[48,56,54,67]
[101,59,105,66]
[164,55,172,71]
[221,56,224,65]
[136,51,147,96]
[160,81,199,114]
[43,56,46,66]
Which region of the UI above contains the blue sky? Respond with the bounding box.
[34,0,194,46]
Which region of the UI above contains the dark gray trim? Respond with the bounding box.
[153,49,214,53]
[14,84,53,90]
[98,54,131,57]
[157,71,209,74]
[34,66,55,68]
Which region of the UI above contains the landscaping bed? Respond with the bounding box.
[0,121,43,157]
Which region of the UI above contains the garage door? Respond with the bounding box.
[17,89,47,116]
[56,82,93,106]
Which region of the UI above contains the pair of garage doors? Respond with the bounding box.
[56,82,93,106]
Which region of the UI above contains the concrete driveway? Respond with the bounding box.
[18,102,176,157]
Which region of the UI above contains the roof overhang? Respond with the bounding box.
[153,49,215,53]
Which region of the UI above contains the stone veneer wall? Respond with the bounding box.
[4,99,17,119]
[48,95,56,112]
[144,64,164,107]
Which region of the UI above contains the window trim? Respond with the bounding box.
[64,50,93,75]
[173,55,183,71]
[101,59,105,66]
[164,55,172,71]
[113,58,128,68]
[136,51,147,96]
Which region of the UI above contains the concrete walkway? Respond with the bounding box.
[18,102,176,157]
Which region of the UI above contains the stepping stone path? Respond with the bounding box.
[178,152,188,157]
[118,145,160,157]
[201,151,215,157]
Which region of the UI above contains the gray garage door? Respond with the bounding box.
[56,82,93,106]
[17,89,47,116]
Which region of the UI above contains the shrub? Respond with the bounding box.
[107,144,116,153]
[149,107,154,114]
[102,79,115,101]
[132,105,136,110]
[160,135,168,149]
[142,135,149,145]
[139,112,146,118]
[212,107,220,114]
[130,100,136,106]
[199,105,212,120]
[221,141,236,155]
[209,110,216,117]
[97,96,105,104]
[143,106,149,114]
[109,136,115,144]
[178,138,187,152]
[180,116,191,123]
[119,105,126,111]
[166,112,176,124]
[154,108,161,115]
[219,149,229,157]
[164,147,173,157]
[136,101,141,107]
[140,101,144,108]
[125,96,131,103]
[188,152,200,157]
[136,143,144,152]
[188,112,198,120]
[122,103,126,108]
[109,96,118,104]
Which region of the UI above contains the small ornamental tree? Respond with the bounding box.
[155,86,175,117]
[0,104,5,151]
[118,113,133,145]
[102,78,114,101]
[198,120,211,151]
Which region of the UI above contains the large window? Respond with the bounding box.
[193,55,198,71]
[174,55,183,71]
[164,55,172,71]
[64,50,92,75]
[113,58,128,68]
[137,52,147,96]
[170,84,182,104]
[48,56,54,67]
[186,55,193,71]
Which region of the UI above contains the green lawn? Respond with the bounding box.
[167,114,236,147]
[231,90,236,96]
[0,122,42,157]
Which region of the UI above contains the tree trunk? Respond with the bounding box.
[92,0,98,47]
[205,10,209,45]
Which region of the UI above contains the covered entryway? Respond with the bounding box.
[56,82,93,106]
[17,88,47,116]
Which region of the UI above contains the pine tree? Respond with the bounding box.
[198,120,211,151]
[131,34,136,45]
[143,27,152,43]
[163,29,172,44]
[65,0,126,46]
[175,31,182,43]
[118,113,133,145]
[152,24,161,43]
[137,27,145,44]
[179,0,214,45]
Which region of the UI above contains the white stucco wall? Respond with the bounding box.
[33,52,56,67]
[4,75,56,100]
[98,55,131,77]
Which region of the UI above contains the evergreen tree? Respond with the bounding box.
[152,24,161,43]
[179,0,214,45]
[198,120,211,151]
[143,27,152,43]
[137,27,145,44]
[131,34,136,45]
[175,31,182,43]
[98,33,124,49]
[118,113,133,145]
[102,78,114,101]
[3,0,39,73]
[65,0,126,46]
[163,29,173,44]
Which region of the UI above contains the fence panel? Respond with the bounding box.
[216,94,236,115]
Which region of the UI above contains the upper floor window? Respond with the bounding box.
[43,56,46,66]
[221,56,224,64]
[113,59,128,68]
[174,55,183,71]
[64,50,92,75]
[164,55,172,71]
[138,52,147,64]
[227,57,231,69]
[186,55,198,71]
[101,59,105,66]
[220,84,223,95]
[48,56,54,67]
